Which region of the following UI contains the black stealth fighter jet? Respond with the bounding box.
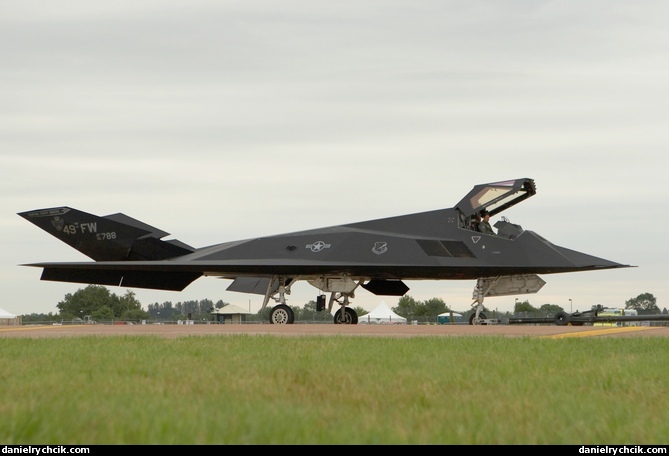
[18,178,631,325]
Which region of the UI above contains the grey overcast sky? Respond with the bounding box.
[2,0,668,316]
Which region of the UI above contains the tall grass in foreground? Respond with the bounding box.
[1,335,668,444]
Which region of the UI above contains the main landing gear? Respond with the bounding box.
[264,276,360,325]
[331,292,358,325]
[264,278,297,324]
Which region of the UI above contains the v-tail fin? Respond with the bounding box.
[18,207,194,261]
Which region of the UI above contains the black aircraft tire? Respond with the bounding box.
[334,307,358,325]
[350,308,358,325]
[554,311,570,326]
[469,312,487,325]
[270,304,295,324]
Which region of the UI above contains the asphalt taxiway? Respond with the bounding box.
[1,323,667,338]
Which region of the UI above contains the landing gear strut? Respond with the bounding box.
[314,277,360,325]
[469,277,500,325]
[265,277,297,325]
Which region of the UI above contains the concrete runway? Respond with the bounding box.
[1,322,668,339]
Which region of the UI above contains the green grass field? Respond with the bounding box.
[1,335,668,444]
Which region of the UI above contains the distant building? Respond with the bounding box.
[437,311,463,324]
[211,304,253,324]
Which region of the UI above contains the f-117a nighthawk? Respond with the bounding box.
[19,178,631,325]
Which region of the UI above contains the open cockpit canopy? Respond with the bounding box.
[456,178,536,219]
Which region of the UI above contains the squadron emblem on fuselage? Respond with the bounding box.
[372,242,388,255]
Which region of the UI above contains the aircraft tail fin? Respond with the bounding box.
[18,207,195,261]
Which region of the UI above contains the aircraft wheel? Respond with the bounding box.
[554,311,570,326]
[334,307,358,325]
[468,312,487,325]
[270,304,295,324]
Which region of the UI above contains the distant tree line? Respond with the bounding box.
[147,299,225,321]
[511,293,664,316]
[19,285,662,323]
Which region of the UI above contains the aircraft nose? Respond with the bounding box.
[552,244,631,270]
[522,231,631,271]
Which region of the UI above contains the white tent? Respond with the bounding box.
[358,301,407,325]
[0,307,20,326]
[0,308,15,318]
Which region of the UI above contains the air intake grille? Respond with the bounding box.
[416,240,474,258]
